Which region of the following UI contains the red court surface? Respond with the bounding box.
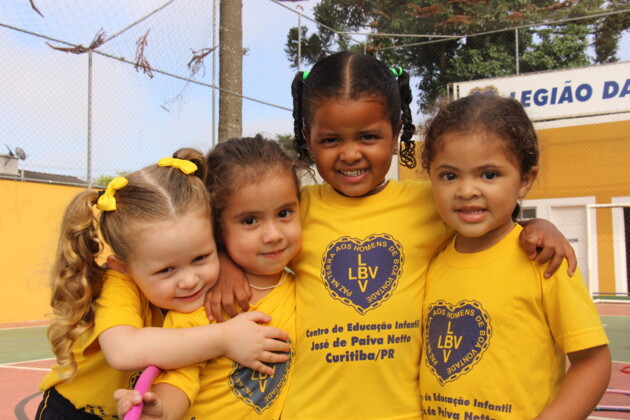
[1,303,629,419]
[0,359,54,420]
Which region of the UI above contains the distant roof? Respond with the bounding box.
[0,170,86,186]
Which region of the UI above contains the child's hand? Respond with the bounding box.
[114,389,164,420]
[221,311,291,376]
[205,252,252,322]
[519,218,577,278]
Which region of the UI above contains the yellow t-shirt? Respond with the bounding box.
[155,270,296,420]
[420,225,609,419]
[39,270,162,419]
[283,180,450,420]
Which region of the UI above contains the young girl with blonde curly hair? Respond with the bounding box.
[37,148,289,420]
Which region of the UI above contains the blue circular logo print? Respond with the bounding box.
[229,339,294,414]
[321,234,404,315]
[424,300,492,385]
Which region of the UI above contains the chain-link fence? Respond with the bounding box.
[1,0,628,187]
[1,1,629,298]
[0,0,314,185]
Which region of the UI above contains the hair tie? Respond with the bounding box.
[302,71,310,81]
[158,157,198,174]
[96,176,128,211]
[390,66,403,77]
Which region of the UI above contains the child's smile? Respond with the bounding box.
[455,205,488,223]
[305,98,400,197]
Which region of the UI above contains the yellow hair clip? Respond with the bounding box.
[157,157,198,174]
[96,176,128,211]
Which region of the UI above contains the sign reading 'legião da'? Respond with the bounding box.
[450,61,630,121]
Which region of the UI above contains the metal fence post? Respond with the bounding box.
[87,51,93,189]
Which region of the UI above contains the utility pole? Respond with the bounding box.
[218,0,243,142]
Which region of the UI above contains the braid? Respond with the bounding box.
[396,69,417,169]
[291,71,310,164]
[47,190,106,379]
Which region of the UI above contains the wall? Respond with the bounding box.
[0,180,84,323]
[533,117,630,294]
[533,117,630,200]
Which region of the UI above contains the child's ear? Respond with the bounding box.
[519,166,539,198]
[107,255,129,275]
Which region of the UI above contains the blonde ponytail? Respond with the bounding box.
[47,190,106,379]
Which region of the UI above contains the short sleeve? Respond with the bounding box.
[152,308,209,405]
[543,264,609,353]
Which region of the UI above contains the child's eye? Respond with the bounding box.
[440,172,457,181]
[482,171,499,180]
[193,254,209,263]
[278,209,294,219]
[242,216,257,226]
[360,134,378,141]
[156,266,174,275]
[320,137,338,145]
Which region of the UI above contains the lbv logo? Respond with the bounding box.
[424,300,492,385]
[321,234,404,315]
[437,322,462,363]
[251,366,275,392]
[348,254,379,292]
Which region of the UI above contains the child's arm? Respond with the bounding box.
[534,345,611,420]
[519,218,577,278]
[99,311,289,375]
[205,251,252,322]
[114,383,188,420]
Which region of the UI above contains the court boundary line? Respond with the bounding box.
[0,325,48,331]
[0,365,51,372]
[589,417,628,420]
[589,417,627,420]
[0,357,55,366]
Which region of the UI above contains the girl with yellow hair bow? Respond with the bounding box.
[36,148,289,420]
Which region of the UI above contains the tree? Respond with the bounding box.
[285,0,629,113]
[275,133,297,158]
[94,173,126,187]
[219,0,243,142]
[592,0,630,63]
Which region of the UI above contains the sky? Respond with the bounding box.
[0,0,322,180]
[0,0,628,180]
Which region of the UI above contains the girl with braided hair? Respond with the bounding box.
[210,52,577,419]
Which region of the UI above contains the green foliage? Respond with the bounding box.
[593,0,630,63]
[94,173,126,187]
[286,0,629,113]
[521,24,591,71]
[274,133,297,159]
[285,27,327,67]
